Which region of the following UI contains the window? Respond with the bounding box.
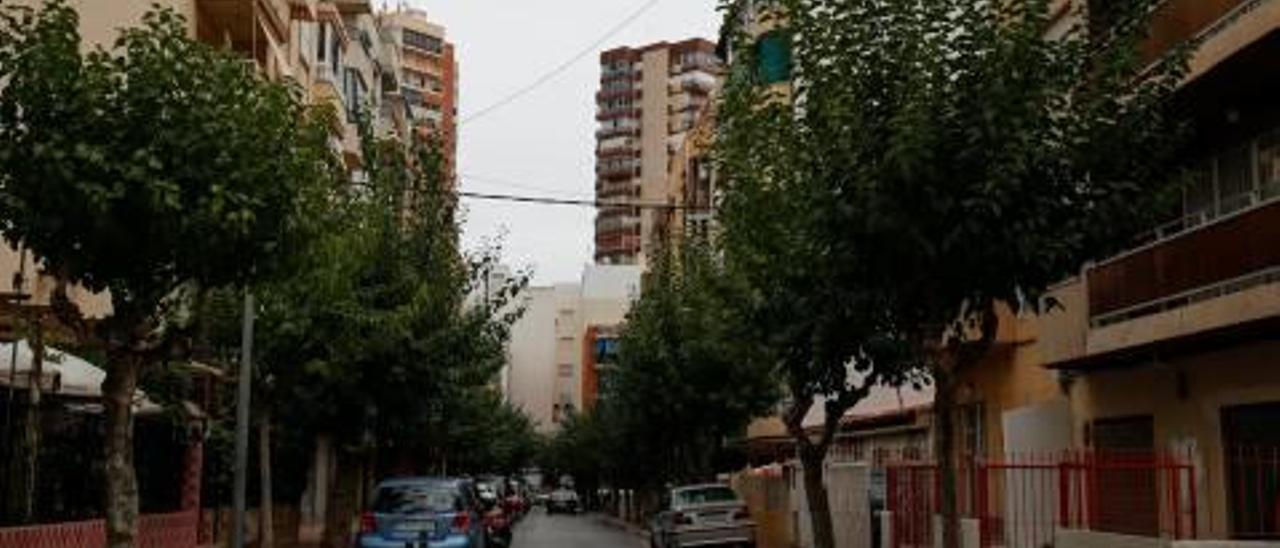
[1261,129,1280,199]
[316,23,327,62]
[1221,402,1280,540]
[1181,125,1280,222]
[344,69,365,122]
[404,29,443,54]
[756,31,791,84]
[373,484,461,514]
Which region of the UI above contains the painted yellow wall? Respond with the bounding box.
[1067,339,1280,539]
[10,0,197,47]
[956,303,1067,456]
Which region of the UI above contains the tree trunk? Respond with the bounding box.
[103,356,141,548]
[6,328,44,524]
[799,446,835,548]
[935,370,960,548]
[259,415,275,548]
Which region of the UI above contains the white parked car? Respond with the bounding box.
[649,484,755,548]
[546,488,580,514]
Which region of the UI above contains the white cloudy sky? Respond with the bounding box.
[403,0,722,285]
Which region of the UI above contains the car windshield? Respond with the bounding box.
[674,486,738,506]
[373,484,460,515]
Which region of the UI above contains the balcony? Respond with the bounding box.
[596,161,638,178]
[596,125,640,139]
[1041,196,1280,369]
[596,88,640,102]
[311,64,347,131]
[329,0,371,14]
[1142,0,1280,81]
[596,182,637,200]
[596,107,640,122]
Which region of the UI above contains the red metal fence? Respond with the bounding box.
[0,511,197,548]
[887,452,1197,548]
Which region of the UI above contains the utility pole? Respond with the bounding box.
[232,292,255,548]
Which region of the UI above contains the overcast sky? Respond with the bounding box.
[402,0,721,285]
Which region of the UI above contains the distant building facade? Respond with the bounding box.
[594,39,721,266]
[503,265,642,431]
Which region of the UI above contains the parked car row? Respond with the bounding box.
[359,475,534,548]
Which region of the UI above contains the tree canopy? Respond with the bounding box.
[0,2,338,545]
[714,0,1190,546]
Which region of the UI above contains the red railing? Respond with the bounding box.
[0,511,197,548]
[887,451,1197,548]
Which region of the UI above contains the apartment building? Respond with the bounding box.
[378,8,459,179]
[594,39,721,266]
[1030,0,1280,541]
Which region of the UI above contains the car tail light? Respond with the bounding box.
[360,512,377,534]
[734,507,751,520]
[452,512,471,532]
[674,512,693,526]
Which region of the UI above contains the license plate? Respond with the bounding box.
[702,512,728,522]
[396,520,435,533]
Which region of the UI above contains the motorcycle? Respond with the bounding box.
[484,505,513,547]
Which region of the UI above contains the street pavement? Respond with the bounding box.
[511,508,645,548]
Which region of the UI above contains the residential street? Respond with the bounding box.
[512,509,645,548]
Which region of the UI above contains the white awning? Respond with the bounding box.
[0,340,162,414]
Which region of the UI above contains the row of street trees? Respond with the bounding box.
[0,2,536,546]
[541,242,776,504]
[564,1,1194,547]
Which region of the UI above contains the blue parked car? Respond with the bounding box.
[359,477,488,548]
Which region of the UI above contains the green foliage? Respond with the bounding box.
[716,0,1191,545]
[542,241,777,494]
[606,241,776,487]
[0,1,335,322]
[192,127,531,477]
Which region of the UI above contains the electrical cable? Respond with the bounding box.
[458,0,661,126]
[459,172,593,199]
[456,189,710,211]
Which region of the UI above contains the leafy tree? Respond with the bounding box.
[716,0,1190,546]
[0,2,335,545]
[600,240,777,495]
[715,7,921,548]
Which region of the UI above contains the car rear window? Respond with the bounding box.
[373,484,460,514]
[675,486,739,505]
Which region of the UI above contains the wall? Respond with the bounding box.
[8,0,198,47]
[956,303,1066,457]
[638,46,672,268]
[505,287,559,432]
[1067,339,1280,539]
[732,469,793,548]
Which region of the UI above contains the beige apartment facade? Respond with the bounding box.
[378,8,458,178]
[595,39,721,266]
[1035,0,1280,541]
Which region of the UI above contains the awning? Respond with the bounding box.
[0,340,163,415]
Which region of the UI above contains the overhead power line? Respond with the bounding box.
[459,172,593,199]
[458,0,661,126]
[456,190,711,211]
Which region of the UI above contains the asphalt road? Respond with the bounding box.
[511,508,645,548]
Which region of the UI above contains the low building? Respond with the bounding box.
[503,265,642,431]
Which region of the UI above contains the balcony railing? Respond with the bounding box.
[1142,0,1266,63]
[1086,194,1280,327]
